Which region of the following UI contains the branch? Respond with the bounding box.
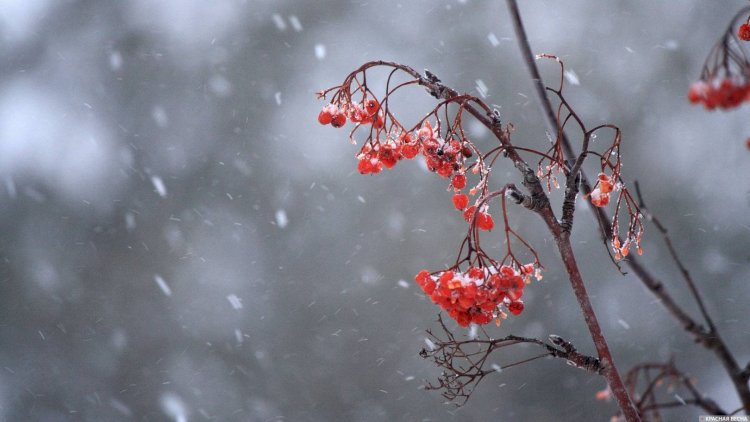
[631,182,750,411]
[505,2,640,421]
[506,0,750,414]
[622,360,727,418]
[633,182,716,333]
[421,315,603,405]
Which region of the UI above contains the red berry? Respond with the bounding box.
[451,174,466,190]
[436,161,453,178]
[318,109,333,125]
[507,301,524,316]
[468,267,484,279]
[463,206,477,223]
[590,188,609,207]
[687,85,702,104]
[365,99,380,115]
[452,193,469,210]
[418,121,433,141]
[379,144,401,169]
[401,143,420,159]
[739,23,750,41]
[476,212,494,231]
[331,113,346,128]
[372,113,384,129]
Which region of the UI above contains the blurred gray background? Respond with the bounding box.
[0,0,749,420]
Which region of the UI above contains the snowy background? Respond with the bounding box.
[0,0,749,420]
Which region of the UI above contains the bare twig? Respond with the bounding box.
[621,360,726,418]
[421,315,603,405]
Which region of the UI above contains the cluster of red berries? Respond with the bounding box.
[739,22,750,41]
[688,78,750,110]
[318,98,384,128]
[590,172,615,208]
[414,264,540,327]
[319,104,497,229]
[611,232,643,260]
[418,121,467,178]
[355,131,421,174]
[461,205,494,230]
[450,173,494,230]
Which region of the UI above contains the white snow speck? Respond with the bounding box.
[491,363,502,373]
[234,329,243,343]
[314,44,326,60]
[468,324,478,339]
[151,106,169,127]
[109,51,123,71]
[5,177,16,199]
[357,195,366,203]
[424,337,436,351]
[274,91,282,106]
[159,392,187,422]
[404,375,415,381]
[663,40,679,50]
[227,294,243,310]
[209,74,233,97]
[289,15,303,32]
[617,318,630,330]
[475,79,488,98]
[487,32,500,47]
[110,398,132,416]
[625,46,635,53]
[271,13,286,31]
[397,280,409,289]
[154,275,172,297]
[125,212,136,232]
[151,176,167,198]
[275,209,288,228]
[563,69,580,86]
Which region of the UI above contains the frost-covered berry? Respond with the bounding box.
[739,23,750,41]
[452,193,469,210]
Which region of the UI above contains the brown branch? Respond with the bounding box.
[633,182,716,333]
[622,360,727,418]
[505,1,640,421]
[421,315,604,405]
[629,181,750,411]
[506,0,750,415]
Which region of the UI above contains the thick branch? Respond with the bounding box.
[506,0,750,414]
[505,1,640,421]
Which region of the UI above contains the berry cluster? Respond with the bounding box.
[318,99,384,128]
[418,121,466,178]
[611,233,643,260]
[687,78,750,110]
[414,265,540,327]
[462,205,494,230]
[739,22,750,41]
[589,172,615,208]
[319,99,497,230]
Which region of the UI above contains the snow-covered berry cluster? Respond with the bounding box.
[590,172,616,208]
[414,264,541,327]
[688,78,750,110]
